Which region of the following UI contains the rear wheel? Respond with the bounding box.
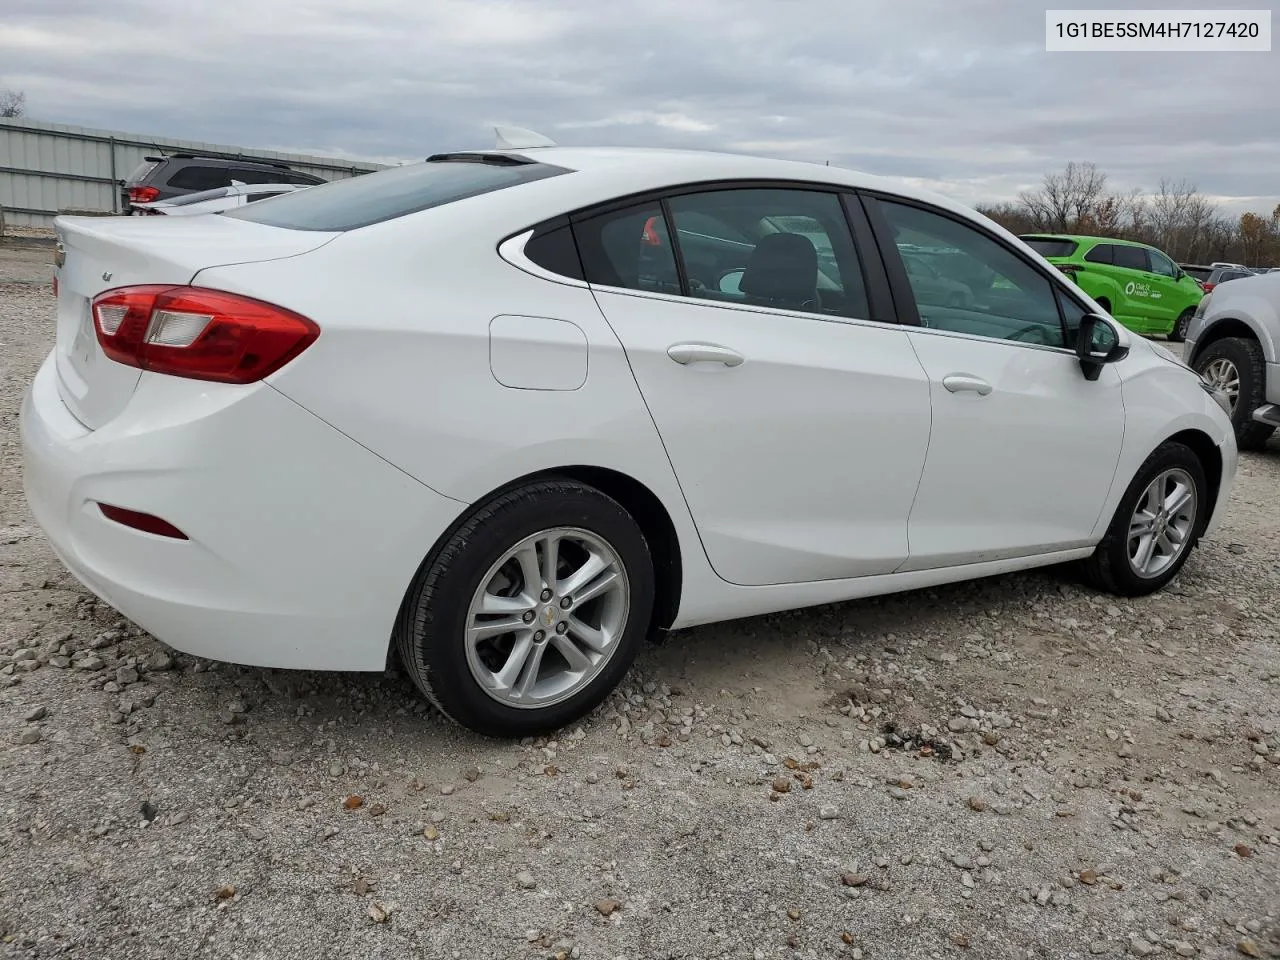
[1080,441,1206,597]
[1094,296,1111,314]
[395,479,655,737]
[1169,308,1194,343]
[1193,336,1274,450]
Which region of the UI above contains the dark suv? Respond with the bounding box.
[122,154,326,213]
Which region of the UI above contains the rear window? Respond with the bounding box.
[126,160,160,185]
[225,158,570,231]
[1021,237,1078,258]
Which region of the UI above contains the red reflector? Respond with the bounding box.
[52,276,58,297]
[128,185,161,203]
[91,285,319,384]
[97,503,189,540]
[641,215,662,246]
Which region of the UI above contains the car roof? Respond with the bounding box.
[444,145,992,224]
[1021,233,1152,250]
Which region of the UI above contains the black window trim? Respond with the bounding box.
[857,189,1102,354]
[498,177,900,326]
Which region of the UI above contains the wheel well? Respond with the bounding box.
[1167,429,1223,535]
[1188,318,1257,368]
[1095,296,1111,310]
[543,466,682,632]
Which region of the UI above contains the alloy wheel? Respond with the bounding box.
[464,526,630,709]
[1201,357,1240,411]
[1127,468,1197,580]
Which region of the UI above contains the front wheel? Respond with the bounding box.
[1080,441,1206,597]
[395,479,655,737]
[1169,308,1193,343]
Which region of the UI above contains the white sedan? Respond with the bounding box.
[131,182,309,216]
[22,130,1237,736]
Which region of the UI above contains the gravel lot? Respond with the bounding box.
[2,240,1278,960]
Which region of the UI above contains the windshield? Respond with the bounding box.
[224,158,570,231]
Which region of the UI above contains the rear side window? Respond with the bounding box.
[1021,237,1078,258]
[524,223,584,280]
[1112,245,1149,271]
[226,158,570,231]
[1084,243,1114,265]
[573,203,680,295]
[167,165,237,191]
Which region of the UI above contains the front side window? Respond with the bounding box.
[879,200,1066,348]
[1112,245,1150,272]
[666,188,869,318]
[1148,250,1176,277]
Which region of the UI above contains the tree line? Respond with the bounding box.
[976,161,1280,268]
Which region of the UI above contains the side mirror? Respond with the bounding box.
[1076,312,1129,381]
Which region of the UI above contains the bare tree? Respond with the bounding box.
[1018,162,1109,232]
[0,89,25,118]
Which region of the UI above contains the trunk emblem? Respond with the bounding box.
[102,271,113,282]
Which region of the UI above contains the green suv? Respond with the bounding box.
[1020,235,1204,341]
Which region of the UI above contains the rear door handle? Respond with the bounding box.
[941,374,992,396]
[667,343,745,367]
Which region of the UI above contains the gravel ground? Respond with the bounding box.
[2,241,1278,960]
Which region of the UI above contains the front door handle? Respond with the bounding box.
[941,373,993,396]
[667,343,745,367]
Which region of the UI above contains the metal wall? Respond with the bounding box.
[0,117,387,229]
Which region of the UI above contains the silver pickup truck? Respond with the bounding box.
[1185,272,1280,451]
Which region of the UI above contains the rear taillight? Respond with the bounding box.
[90,285,319,384]
[1201,282,1215,293]
[128,186,161,204]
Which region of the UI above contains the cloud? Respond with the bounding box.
[2,0,1277,217]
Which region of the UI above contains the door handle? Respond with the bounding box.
[667,343,745,367]
[941,374,992,396]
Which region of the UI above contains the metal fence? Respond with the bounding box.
[0,117,387,229]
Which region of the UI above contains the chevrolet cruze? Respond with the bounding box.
[22,130,1238,736]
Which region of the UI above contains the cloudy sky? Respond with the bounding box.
[3,0,1277,216]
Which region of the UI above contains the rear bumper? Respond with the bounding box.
[20,352,465,671]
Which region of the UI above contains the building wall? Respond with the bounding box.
[0,117,387,228]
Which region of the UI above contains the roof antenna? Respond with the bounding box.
[494,125,557,150]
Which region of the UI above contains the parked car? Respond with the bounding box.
[1180,263,1213,286]
[122,154,326,212]
[132,183,310,217]
[1185,271,1280,450]
[1200,265,1254,294]
[1020,234,1204,341]
[24,133,1237,737]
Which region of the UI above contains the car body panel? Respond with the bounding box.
[897,329,1125,570]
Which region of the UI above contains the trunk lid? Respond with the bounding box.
[52,214,337,429]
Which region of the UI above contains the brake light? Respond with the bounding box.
[91,285,319,384]
[641,216,663,246]
[1201,282,1215,293]
[128,185,161,204]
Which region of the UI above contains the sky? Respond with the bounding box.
[3,0,1278,218]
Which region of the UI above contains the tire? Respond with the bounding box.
[1169,308,1193,343]
[1080,441,1206,597]
[1094,297,1111,314]
[395,479,655,737]
[1192,336,1274,451]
